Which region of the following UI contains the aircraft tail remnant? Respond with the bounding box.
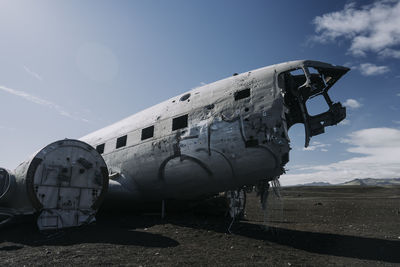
[1,60,349,229]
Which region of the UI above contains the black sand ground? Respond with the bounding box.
[1,186,399,266]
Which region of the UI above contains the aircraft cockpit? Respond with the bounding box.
[277,61,349,147]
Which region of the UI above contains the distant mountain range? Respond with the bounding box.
[293,182,333,187]
[340,178,400,186]
[294,178,400,187]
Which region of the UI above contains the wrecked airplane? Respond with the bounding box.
[0,60,349,230]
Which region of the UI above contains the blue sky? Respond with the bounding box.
[0,0,399,185]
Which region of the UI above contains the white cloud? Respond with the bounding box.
[0,85,89,123]
[302,141,330,152]
[343,99,362,109]
[312,1,400,58]
[339,119,351,126]
[358,63,389,76]
[397,93,400,97]
[379,48,400,59]
[349,63,390,76]
[23,65,43,81]
[282,127,400,185]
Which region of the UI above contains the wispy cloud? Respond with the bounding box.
[358,63,390,76]
[346,62,389,76]
[339,119,351,126]
[0,85,89,123]
[343,99,362,109]
[282,127,400,185]
[312,1,400,58]
[23,65,43,81]
[379,48,400,59]
[302,141,330,152]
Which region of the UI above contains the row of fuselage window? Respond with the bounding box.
[95,113,188,154]
[94,87,251,155]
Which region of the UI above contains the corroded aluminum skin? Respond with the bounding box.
[81,60,348,202]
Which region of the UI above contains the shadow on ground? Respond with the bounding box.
[0,215,178,248]
[242,222,399,263]
[2,209,399,263]
[168,214,400,264]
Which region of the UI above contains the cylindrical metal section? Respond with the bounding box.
[0,168,16,204]
[2,139,109,218]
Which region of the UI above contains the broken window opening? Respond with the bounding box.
[306,95,330,116]
[116,135,127,149]
[288,68,304,76]
[278,64,348,147]
[280,67,331,119]
[172,114,188,131]
[308,67,319,74]
[180,93,191,102]
[205,104,215,110]
[96,144,105,154]
[234,88,250,101]
[141,125,154,140]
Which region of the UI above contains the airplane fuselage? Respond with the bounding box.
[81,60,348,203]
[0,60,349,229]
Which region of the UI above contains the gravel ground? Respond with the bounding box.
[1,186,399,266]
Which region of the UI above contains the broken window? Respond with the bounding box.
[205,104,215,110]
[116,135,127,149]
[278,64,348,147]
[306,95,330,116]
[96,143,105,154]
[234,88,250,101]
[172,114,188,131]
[141,125,154,140]
[180,93,191,101]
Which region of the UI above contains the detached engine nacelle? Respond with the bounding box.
[0,139,108,230]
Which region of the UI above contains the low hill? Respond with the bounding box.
[290,178,400,187]
[292,182,332,187]
[341,178,400,186]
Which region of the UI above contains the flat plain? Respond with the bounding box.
[1,186,399,266]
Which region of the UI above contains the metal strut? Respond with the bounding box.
[226,189,246,233]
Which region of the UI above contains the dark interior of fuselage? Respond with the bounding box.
[278,68,330,129]
[277,65,348,148]
[278,70,307,129]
